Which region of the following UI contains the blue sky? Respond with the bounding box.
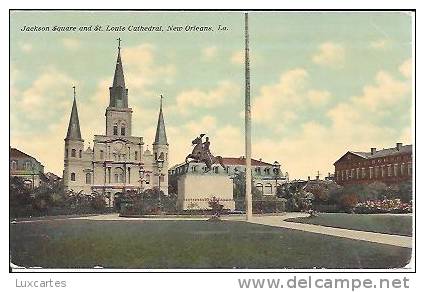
[10,11,413,178]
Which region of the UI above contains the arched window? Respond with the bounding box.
[256,183,263,194]
[264,183,273,195]
[121,126,126,136]
[24,161,31,170]
[79,150,82,158]
[71,149,76,157]
[134,151,138,160]
[11,160,17,170]
[23,180,32,188]
[100,150,104,160]
[71,172,76,181]
[85,173,91,184]
[113,124,118,135]
[114,167,124,183]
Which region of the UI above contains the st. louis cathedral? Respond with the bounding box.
[63,41,169,207]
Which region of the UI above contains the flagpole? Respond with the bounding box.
[245,13,253,221]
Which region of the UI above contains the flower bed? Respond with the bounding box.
[353,199,412,214]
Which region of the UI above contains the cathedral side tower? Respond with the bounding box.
[152,96,169,195]
[63,87,86,193]
[105,39,133,137]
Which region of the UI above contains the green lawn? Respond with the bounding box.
[285,213,412,236]
[10,219,411,269]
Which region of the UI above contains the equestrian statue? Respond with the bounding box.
[185,134,226,172]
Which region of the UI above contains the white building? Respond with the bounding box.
[170,157,289,197]
[63,43,169,207]
[10,147,46,189]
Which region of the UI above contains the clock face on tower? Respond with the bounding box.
[113,142,124,153]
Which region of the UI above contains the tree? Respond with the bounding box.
[397,181,413,203]
[232,171,262,200]
[90,193,106,211]
[304,180,342,203]
[10,177,33,207]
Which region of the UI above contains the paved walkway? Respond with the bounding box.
[247,215,412,248]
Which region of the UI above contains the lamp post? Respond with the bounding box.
[273,161,281,214]
[31,164,35,190]
[156,155,165,211]
[273,161,281,196]
[138,165,145,193]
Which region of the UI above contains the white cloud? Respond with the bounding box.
[202,46,218,60]
[254,62,412,179]
[10,65,20,99]
[348,70,411,111]
[173,81,240,115]
[230,50,244,65]
[370,39,390,50]
[122,44,176,93]
[399,58,412,79]
[308,90,331,106]
[62,38,81,50]
[252,68,331,124]
[312,42,345,68]
[230,50,262,66]
[19,42,32,53]
[14,67,76,120]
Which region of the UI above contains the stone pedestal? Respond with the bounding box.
[177,174,235,211]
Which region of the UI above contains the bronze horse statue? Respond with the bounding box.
[185,135,226,172]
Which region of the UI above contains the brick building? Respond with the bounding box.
[334,143,413,186]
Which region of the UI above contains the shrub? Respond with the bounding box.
[340,194,358,212]
[208,196,224,219]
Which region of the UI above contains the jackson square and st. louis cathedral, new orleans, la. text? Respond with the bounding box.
[19,24,226,32]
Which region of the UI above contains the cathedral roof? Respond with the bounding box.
[65,90,83,141]
[153,96,168,145]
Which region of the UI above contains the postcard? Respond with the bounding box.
[9,10,414,271]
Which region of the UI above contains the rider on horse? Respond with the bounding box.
[185,134,225,172]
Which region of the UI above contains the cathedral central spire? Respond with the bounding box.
[109,38,128,108]
[112,38,125,88]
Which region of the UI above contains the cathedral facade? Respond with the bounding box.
[63,43,169,207]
